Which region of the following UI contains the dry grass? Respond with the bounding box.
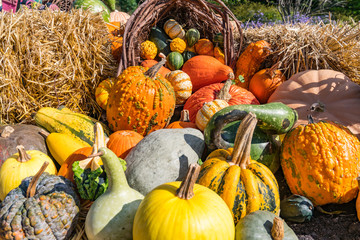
[0,8,117,125]
[241,22,360,84]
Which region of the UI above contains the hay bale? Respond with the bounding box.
[0,8,117,124]
[241,22,360,84]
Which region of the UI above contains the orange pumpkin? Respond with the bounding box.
[182,55,233,92]
[194,39,214,56]
[141,60,171,77]
[166,110,197,129]
[249,67,286,104]
[235,40,272,89]
[107,130,144,159]
[107,59,176,136]
[106,21,122,36]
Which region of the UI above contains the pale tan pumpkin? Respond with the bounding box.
[195,99,229,131]
[268,69,360,139]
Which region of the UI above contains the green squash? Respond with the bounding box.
[185,28,200,47]
[149,27,171,56]
[182,50,197,63]
[235,210,298,240]
[280,195,314,223]
[73,0,111,22]
[213,32,224,49]
[166,51,184,70]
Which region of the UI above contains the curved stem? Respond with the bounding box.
[271,217,284,240]
[180,110,191,122]
[16,145,31,163]
[1,126,14,138]
[216,73,234,102]
[310,102,325,113]
[144,54,166,79]
[26,161,49,198]
[230,112,257,169]
[176,163,200,200]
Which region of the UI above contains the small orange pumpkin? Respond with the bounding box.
[141,60,171,77]
[166,110,197,129]
[194,39,214,56]
[107,130,144,159]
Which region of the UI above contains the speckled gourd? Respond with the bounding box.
[0,162,80,240]
[85,147,144,240]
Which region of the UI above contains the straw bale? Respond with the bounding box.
[241,22,360,84]
[0,8,117,125]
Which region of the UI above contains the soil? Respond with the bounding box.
[275,170,360,240]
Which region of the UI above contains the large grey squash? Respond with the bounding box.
[125,128,205,195]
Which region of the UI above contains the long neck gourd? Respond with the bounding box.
[85,147,144,240]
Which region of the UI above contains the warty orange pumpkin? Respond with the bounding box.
[107,58,176,136]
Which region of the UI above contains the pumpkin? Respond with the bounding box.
[95,78,114,110]
[357,176,360,221]
[185,28,200,47]
[268,69,360,139]
[85,147,144,240]
[170,37,186,53]
[235,210,298,240]
[109,34,123,61]
[194,38,214,56]
[106,21,122,36]
[184,78,259,122]
[0,162,80,239]
[165,70,192,104]
[125,128,205,195]
[163,19,185,39]
[280,119,360,206]
[235,40,272,89]
[197,113,280,223]
[140,40,158,60]
[107,130,144,159]
[0,145,57,200]
[133,163,235,240]
[182,55,234,91]
[0,124,50,167]
[166,110,197,129]
[249,67,286,104]
[195,99,229,131]
[166,51,184,70]
[280,194,314,223]
[109,10,130,25]
[182,50,197,62]
[141,59,171,77]
[107,58,176,136]
[214,44,225,64]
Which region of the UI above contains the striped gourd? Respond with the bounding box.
[166,52,184,71]
[185,28,200,47]
[95,78,114,110]
[163,19,185,39]
[34,107,111,146]
[165,70,192,105]
[195,99,229,131]
[107,58,176,136]
[197,113,280,224]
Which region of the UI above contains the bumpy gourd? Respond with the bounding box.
[133,164,235,240]
[140,40,158,60]
[197,113,280,224]
[85,147,144,240]
[107,58,176,136]
[0,145,57,200]
[170,38,187,53]
[281,120,360,206]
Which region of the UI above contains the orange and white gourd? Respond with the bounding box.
[195,99,229,131]
[165,70,192,105]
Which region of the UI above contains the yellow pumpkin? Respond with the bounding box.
[170,38,187,53]
[195,99,229,131]
[95,78,114,110]
[163,19,185,39]
[165,70,192,105]
[0,145,57,200]
[140,40,158,60]
[133,163,235,240]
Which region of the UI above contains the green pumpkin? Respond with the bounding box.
[235,210,298,240]
[213,33,224,49]
[149,27,171,56]
[185,28,200,47]
[280,195,314,223]
[166,52,184,70]
[182,51,197,63]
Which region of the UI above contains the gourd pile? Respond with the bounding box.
[1,0,360,239]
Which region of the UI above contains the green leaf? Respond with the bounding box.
[197,159,204,166]
[238,75,245,83]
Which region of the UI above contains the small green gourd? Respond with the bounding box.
[85,147,144,240]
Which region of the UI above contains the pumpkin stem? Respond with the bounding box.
[145,53,166,78]
[179,110,191,122]
[310,102,325,113]
[230,112,257,168]
[216,74,234,102]
[16,145,32,163]
[271,217,284,240]
[176,163,200,200]
[266,62,280,79]
[307,114,315,124]
[1,126,14,138]
[38,129,49,138]
[26,161,49,198]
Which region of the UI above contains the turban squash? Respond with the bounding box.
[268,69,360,139]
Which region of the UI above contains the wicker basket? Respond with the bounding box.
[117,0,243,76]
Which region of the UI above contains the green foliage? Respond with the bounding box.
[115,0,138,13]
[229,2,281,22]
